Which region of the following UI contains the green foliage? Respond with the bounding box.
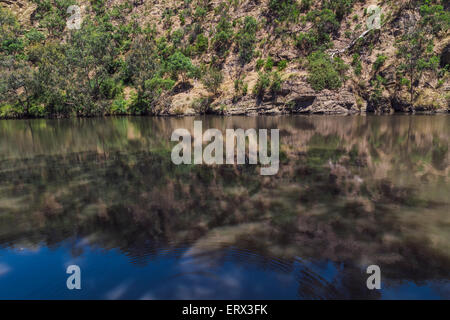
[31,0,77,36]
[264,57,274,71]
[171,28,184,46]
[194,6,207,21]
[90,0,107,15]
[1,0,447,118]
[1,3,191,117]
[179,12,186,26]
[202,67,224,95]
[25,29,46,44]
[400,77,411,88]
[306,9,340,36]
[0,6,183,118]
[253,71,271,97]
[419,3,450,35]
[212,15,233,57]
[62,20,121,114]
[194,34,208,54]
[166,51,195,82]
[322,0,355,21]
[352,53,362,75]
[277,60,288,71]
[307,51,347,91]
[145,77,175,93]
[235,16,258,65]
[270,72,283,95]
[334,56,350,76]
[396,29,439,105]
[0,6,19,28]
[296,9,339,54]
[445,92,450,105]
[296,31,321,54]
[268,0,300,22]
[256,58,265,70]
[111,95,130,115]
[129,77,175,115]
[373,54,387,71]
[370,75,386,105]
[192,96,213,114]
[300,0,312,12]
[253,71,284,98]
[1,37,24,55]
[234,77,248,98]
[1,7,25,56]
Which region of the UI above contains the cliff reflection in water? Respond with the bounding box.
[0,115,449,299]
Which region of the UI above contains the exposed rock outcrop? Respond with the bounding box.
[441,43,450,68]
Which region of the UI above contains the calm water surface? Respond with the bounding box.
[0,115,449,299]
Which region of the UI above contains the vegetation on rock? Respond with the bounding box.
[0,0,448,118]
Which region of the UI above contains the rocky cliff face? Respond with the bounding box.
[0,0,449,117]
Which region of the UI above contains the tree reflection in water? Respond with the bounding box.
[0,115,448,299]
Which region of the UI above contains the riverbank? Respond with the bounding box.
[1,1,449,121]
[1,98,449,120]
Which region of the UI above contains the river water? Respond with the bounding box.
[0,115,448,299]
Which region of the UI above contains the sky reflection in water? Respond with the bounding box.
[0,115,449,299]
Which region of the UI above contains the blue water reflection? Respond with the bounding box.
[1,241,448,299]
[0,116,449,299]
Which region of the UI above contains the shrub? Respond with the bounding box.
[334,56,350,76]
[192,96,212,114]
[270,72,283,96]
[307,51,345,91]
[268,0,300,22]
[166,51,195,82]
[256,58,265,70]
[297,9,339,53]
[234,77,248,97]
[171,29,184,46]
[32,0,77,36]
[300,0,311,12]
[252,71,283,98]
[236,17,258,64]
[296,31,319,53]
[111,95,129,114]
[213,16,233,57]
[277,60,288,71]
[202,68,224,95]
[253,72,271,97]
[373,54,387,71]
[242,83,248,95]
[194,34,208,54]
[352,53,362,75]
[306,9,340,36]
[264,57,274,71]
[25,29,46,44]
[370,75,386,105]
[322,0,355,21]
[194,7,207,20]
[99,77,121,99]
[419,4,450,35]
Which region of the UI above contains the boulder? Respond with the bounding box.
[308,90,358,114]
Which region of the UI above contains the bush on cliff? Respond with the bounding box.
[307,51,347,91]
